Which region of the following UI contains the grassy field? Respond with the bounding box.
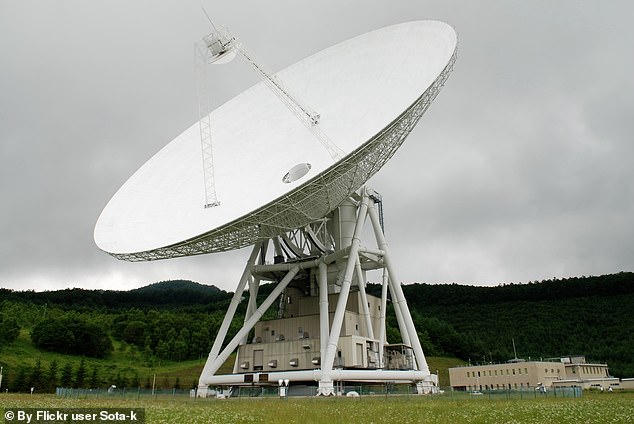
[2,391,633,423]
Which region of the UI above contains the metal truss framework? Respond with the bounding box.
[110,48,457,262]
[195,40,221,209]
[197,188,438,396]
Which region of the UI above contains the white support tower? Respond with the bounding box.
[197,188,438,397]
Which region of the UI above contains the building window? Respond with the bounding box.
[518,368,521,375]
[467,372,470,378]
[513,369,516,375]
[506,369,509,375]
[524,368,528,374]
[495,370,497,376]
[488,370,491,376]
[545,369,548,373]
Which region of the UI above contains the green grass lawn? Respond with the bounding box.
[2,391,633,424]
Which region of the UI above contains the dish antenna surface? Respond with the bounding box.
[95,20,457,397]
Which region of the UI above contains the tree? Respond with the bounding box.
[75,358,86,388]
[60,363,73,388]
[121,321,147,345]
[155,340,170,361]
[88,367,100,389]
[130,371,140,389]
[46,360,59,392]
[114,372,128,389]
[31,316,113,358]
[12,366,28,392]
[28,359,44,392]
[173,332,188,362]
[0,314,20,346]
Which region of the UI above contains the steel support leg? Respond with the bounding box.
[378,268,389,368]
[319,193,370,395]
[200,266,300,384]
[318,260,330,367]
[368,204,429,374]
[355,257,374,340]
[200,242,261,384]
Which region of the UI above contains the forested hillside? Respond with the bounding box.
[1,272,633,393]
[401,272,634,377]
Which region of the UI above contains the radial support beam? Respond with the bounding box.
[367,202,429,374]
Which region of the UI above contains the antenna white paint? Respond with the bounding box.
[95,20,457,397]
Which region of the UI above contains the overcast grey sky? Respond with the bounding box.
[1,0,632,292]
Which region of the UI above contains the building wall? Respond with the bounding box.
[620,379,634,390]
[282,289,382,337]
[564,363,609,379]
[449,359,611,391]
[449,361,566,391]
[235,291,382,373]
[237,334,376,372]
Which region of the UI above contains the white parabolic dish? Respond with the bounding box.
[95,20,457,261]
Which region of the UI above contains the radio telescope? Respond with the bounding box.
[95,20,457,396]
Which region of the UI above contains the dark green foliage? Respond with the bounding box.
[74,358,86,388]
[31,317,113,358]
[398,272,634,377]
[60,363,73,387]
[11,366,28,392]
[0,313,20,346]
[130,371,140,388]
[46,360,59,392]
[88,366,100,388]
[2,274,633,382]
[0,280,230,310]
[28,358,44,392]
[114,371,128,388]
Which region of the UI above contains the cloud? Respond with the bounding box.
[1,0,632,292]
